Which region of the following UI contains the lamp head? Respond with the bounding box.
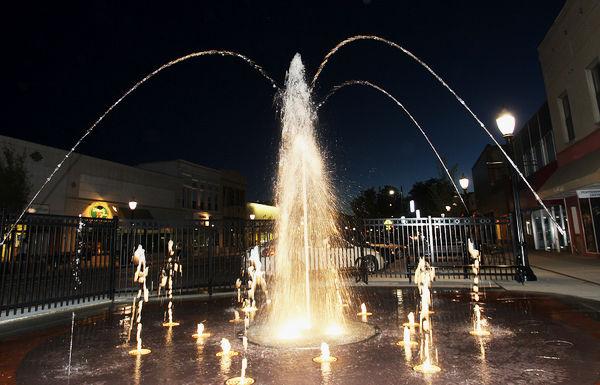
[496,111,516,138]
[459,175,470,190]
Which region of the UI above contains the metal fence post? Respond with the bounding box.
[109,218,118,301]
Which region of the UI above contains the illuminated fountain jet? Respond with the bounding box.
[470,304,490,337]
[313,342,337,363]
[160,240,182,327]
[216,338,239,358]
[128,245,151,356]
[226,357,254,385]
[413,258,441,373]
[192,322,211,339]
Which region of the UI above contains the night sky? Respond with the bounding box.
[1,1,565,207]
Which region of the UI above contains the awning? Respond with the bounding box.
[537,149,600,199]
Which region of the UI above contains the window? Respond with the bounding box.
[559,93,575,142]
[588,61,600,121]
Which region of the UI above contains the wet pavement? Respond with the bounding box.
[2,287,600,384]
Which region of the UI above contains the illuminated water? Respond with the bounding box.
[312,35,565,235]
[248,54,373,347]
[317,79,468,212]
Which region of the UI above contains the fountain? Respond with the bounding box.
[403,311,419,329]
[313,342,337,363]
[226,358,254,385]
[160,240,182,327]
[470,304,490,337]
[128,245,151,356]
[229,310,242,324]
[246,54,376,348]
[192,322,211,339]
[216,338,238,358]
[413,258,441,374]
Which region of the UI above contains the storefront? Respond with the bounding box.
[529,205,569,252]
[577,189,600,254]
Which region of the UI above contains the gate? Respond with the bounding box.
[362,216,516,280]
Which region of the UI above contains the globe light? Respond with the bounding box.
[388,189,395,195]
[128,200,138,210]
[459,175,469,191]
[496,111,516,137]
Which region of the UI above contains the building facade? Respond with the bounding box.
[0,135,246,221]
[537,0,600,255]
[473,102,569,252]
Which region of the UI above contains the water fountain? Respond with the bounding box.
[246,54,376,348]
[128,245,151,356]
[160,240,182,327]
[226,358,254,385]
[216,338,238,358]
[413,258,441,374]
[403,311,419,329]
[312,342,337,363]
[192,322,211,339]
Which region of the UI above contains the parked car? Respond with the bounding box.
[249,239,386,274]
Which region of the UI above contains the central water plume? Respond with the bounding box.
[266,53,348,339]
[245,54,377,347]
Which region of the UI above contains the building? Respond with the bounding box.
[536,0,600,255]
[472,102,569,252]
[0,135,246,221]
[472,144,511,217]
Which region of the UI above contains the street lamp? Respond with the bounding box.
[459,174,469,193]
[445,205,451,212]
[496,111,516,138]
[496,110,536,282]
[129,199,137,220]
[409,200,415,213]
[388,189,395,195]
[249,214,256,220]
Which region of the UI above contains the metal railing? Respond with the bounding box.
[0,213,516,316]
[361,216,516,280]
[0,214,117,316]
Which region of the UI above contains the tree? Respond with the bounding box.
[0,147,31,213]
[350,185,408,218]
[408,164,466,217]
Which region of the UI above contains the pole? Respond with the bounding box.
[506,137,537,282]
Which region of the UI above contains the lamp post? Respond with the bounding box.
[496,111,536,282]
[459,174,470,215]
[129,200,138,221]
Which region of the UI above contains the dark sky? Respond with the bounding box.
[1,1,565,206]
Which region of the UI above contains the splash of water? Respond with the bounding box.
[313,35,565,236]
[317,80,468,213]
[67,311,75,380]
[128,245,151,355]
[160,240,182,326]
[265,53,350,339]
[413,258,441,373]
[0,50,278,246]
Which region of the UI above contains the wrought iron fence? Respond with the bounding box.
[0,213,516,317]
[361,216,516,279]
[0,214,117,316]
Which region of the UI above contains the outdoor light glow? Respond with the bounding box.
[459,175,469,190]
[389,189,395,195]
[128,200,138,210]
[496,111,516,137]
[445,205,451,212]
[409,200,415,213]
[415,209,421,219]
[249,214,256,220]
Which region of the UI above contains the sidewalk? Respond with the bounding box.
[494,250,600,302]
